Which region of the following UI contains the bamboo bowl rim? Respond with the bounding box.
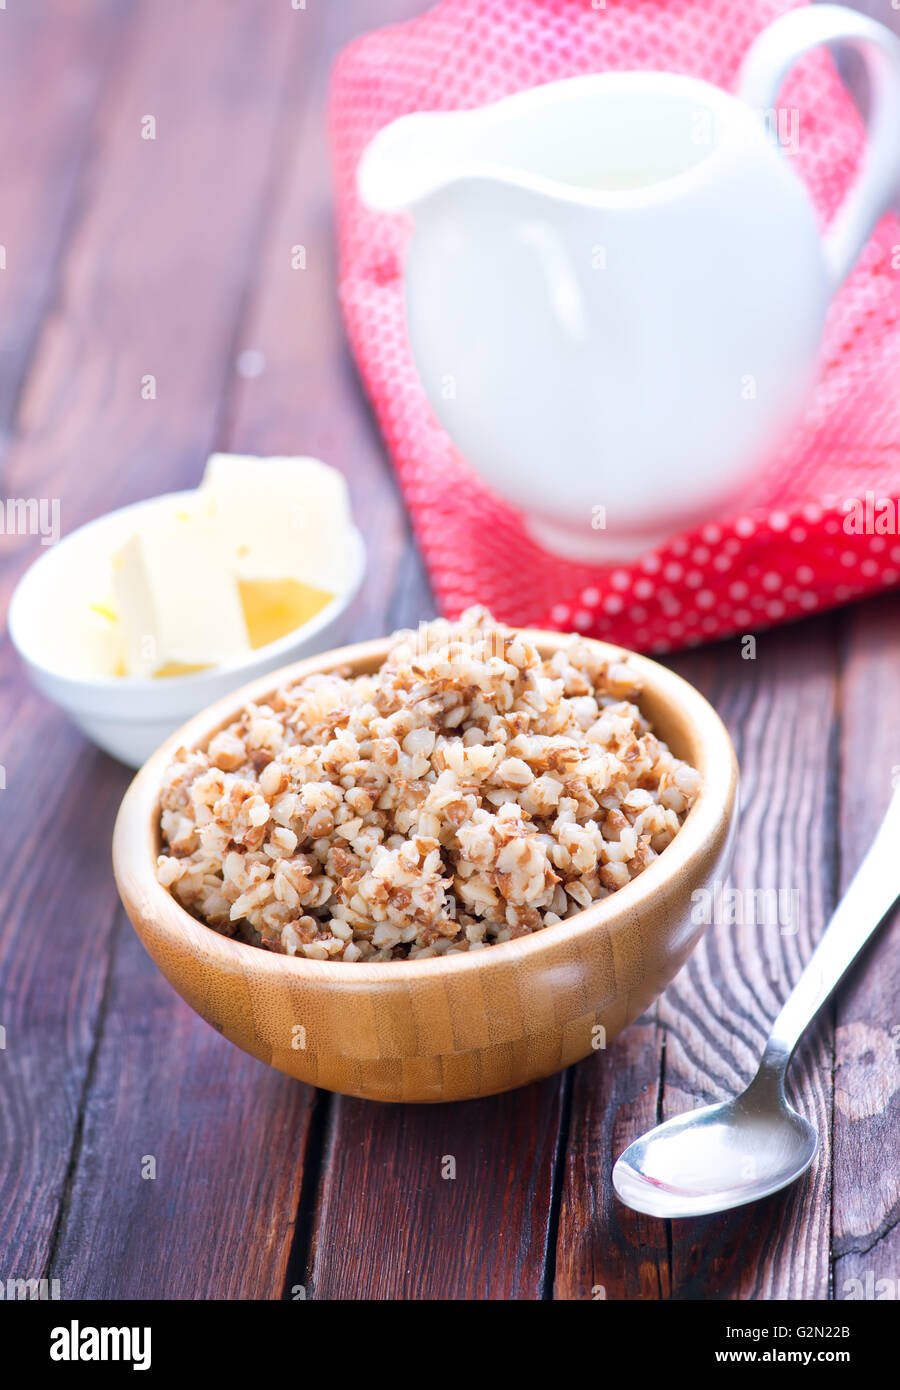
[113,629,738,984]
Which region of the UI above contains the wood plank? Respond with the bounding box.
[832,593,900,1301]
[553,617,841,1298]
[308,1079,566,1300]
[0,0,130,440]
[0,0,320,1295]
[663,624,839,1299]
[47,925,317,1301]
[0,718,130,1281]
[0,0,138,1285]
[554,1015,669,1301]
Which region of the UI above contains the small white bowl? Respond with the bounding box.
[8,491,366,768]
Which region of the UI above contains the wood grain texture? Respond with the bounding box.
[308,1078,566,1300]
[832,594,900,1300]
[0,0,139,1284]
[554,1016,669,1301]
[1,0,307,601]
[0,0,131,444]
[0,726,128,1280]
[661,624,840,1300]
[47,924,316,1300]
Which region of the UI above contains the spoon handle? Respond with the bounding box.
[762,784,900,1070]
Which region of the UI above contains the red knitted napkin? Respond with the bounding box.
[329,0,900,651]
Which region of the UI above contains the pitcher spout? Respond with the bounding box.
[357,110,477,212]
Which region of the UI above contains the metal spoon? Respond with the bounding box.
[613,785,900,1219]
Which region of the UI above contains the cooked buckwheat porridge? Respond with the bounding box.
[157,608,701,961]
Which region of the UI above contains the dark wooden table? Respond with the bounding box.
[1,0,898,1301]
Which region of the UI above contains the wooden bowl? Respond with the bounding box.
[113,631,738,1103]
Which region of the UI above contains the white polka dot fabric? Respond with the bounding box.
[330,0,900,651]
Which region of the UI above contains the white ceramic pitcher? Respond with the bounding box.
[358,5,900,561]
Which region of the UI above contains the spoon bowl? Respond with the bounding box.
[613,1074,818,1219]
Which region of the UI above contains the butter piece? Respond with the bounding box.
[42,598,126,679]
[200,453,352,593]
[112,518,249,678]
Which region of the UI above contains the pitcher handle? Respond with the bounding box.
[737,3,900,291]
